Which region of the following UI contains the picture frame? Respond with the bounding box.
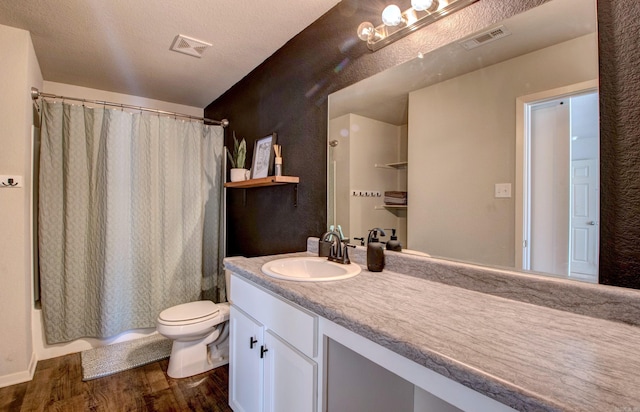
[250,132,277,179]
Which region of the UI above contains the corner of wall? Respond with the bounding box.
[0,352,37,388]
[25,25,43,367]
[0,23,41,387]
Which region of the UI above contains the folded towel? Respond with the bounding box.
[384,191,407,205]
[384,191,407,198]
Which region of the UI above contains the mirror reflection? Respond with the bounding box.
[328,0,599,282]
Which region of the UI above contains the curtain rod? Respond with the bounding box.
[30,87,229,127]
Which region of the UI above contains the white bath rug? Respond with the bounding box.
[81,333,172,381]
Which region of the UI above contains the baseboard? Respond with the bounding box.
[0,351,37,388]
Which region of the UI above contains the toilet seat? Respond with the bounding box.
[158,301,220,326]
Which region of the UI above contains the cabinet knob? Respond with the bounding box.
[250,337,258,349]
[260,345,269,359]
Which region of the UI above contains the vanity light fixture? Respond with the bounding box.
[357,0,478,51]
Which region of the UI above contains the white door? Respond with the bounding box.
[229,306,264,412]
[570,159,598,279]
[263,330,317,412]
[517,83,599,281]
[529,99,571,276]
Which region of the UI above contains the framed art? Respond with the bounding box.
[250,132,277,179]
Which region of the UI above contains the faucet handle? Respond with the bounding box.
[341,244,355,264]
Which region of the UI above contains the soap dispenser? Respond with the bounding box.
[367,228,386,272]
[385,229,402,252]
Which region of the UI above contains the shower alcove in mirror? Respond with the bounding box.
[328,0,599,283]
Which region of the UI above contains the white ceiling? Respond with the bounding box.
[0,0,341,108]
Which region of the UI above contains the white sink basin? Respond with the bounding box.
[261,256,361,282]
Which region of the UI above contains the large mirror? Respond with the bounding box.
[328,0,599,283]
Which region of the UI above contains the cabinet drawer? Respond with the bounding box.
[230,274,318,358]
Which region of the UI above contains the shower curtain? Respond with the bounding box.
[38,100,225,344]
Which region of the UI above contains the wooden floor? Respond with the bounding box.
[0,353,233,412]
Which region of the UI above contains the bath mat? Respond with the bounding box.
[81,334,172,381]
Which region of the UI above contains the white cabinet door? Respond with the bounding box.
[229,306,264,412]
[263,330,317,412]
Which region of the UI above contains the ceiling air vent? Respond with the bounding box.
[170,34,212,58]
[459,25,512,50]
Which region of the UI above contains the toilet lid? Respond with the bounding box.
[159,300,220,322]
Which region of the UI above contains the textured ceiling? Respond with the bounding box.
[0,0,341,108]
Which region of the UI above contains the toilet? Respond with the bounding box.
[156,300,230,378]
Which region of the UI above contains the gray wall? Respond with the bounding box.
[407,34,596,268]
[205,0,640,289]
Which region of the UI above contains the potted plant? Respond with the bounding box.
[228,132,248,182]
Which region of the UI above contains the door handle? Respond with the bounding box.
[249,337,258,349]
[260,345,269,359]
[587,221,596,225]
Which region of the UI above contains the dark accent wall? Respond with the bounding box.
[205,0,640,289]
[597,1,640,288]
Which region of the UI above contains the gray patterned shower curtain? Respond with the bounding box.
[38,100,225,344]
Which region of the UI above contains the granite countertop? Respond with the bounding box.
[224,252,640,412]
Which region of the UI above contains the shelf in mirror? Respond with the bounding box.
[375,205,408,210]
[374,161,408,169]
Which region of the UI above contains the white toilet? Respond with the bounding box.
[156,300,230,378]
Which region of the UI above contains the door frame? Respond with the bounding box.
[515,80,599,271]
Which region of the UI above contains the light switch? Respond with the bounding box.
[495,183,511,198]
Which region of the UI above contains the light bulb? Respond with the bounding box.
[357,22,375,41]
[412,0,438,12]
[382,5,403,26]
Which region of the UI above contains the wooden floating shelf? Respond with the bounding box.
[224,175,299,188]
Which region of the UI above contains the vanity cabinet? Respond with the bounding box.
[226,261,516,412]
[228,273,318,412]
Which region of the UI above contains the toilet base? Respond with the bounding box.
[167,338,229,379]
[165,322,230,379]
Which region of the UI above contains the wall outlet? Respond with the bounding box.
[494,183,511,198]
[0,175,23,188]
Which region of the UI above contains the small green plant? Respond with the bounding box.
[227,132,247,169]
